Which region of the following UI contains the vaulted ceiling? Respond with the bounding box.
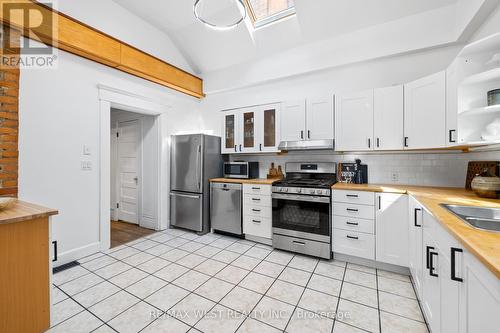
[114,0,458,74]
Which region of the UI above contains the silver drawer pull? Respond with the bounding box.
[292,241,306,246]
[252,209,261,212]
[252,187,261,190]
[346,208,358,212]
[346,194,359,198]
[346,221,359,226]
[252,220,261,223]
[347,235,359,240]
[252,198,261,201]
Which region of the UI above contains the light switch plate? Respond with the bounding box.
[83,145,91,155]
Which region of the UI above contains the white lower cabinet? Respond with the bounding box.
[417,201,500,333]
[243,184,272,240]
[332,190,375,260]
[408,195,424,300]
[375,193,409,266]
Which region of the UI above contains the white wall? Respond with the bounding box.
[225,150,500,188]
[200,45,462,134]
[57,0,193,73]
[18,46,202,264]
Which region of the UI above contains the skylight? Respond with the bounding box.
[245,0,296,27]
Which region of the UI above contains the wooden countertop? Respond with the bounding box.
[209,178,279,185]
[332,183,500,278]
[0,200,58,225]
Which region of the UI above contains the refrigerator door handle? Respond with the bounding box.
[196,145,202,190]
[169,192,201,199]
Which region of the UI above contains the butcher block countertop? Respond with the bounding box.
[209,178,279,185]
[0,200,58,225]
[332,183,500,278]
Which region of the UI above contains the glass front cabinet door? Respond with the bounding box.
[221,103,281,154]
[222,112,239,154]
[241,107,257,152]
[258,103,281,153]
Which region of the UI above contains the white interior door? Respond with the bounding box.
[117,119,140,224]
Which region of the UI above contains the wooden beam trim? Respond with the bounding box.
[0,0,204,98]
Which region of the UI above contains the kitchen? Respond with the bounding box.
[1,1,500,333]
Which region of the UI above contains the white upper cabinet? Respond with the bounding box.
[375,193,409,267]
[240,107,259,153]
[335,89,374,151]
[222,111,240,154]
[404,71,446,149]
[281,100,306,142]
[221,103,281,154]
[257,103,281,153]
[281,97,334,145]
[374,85,404,150]
[446,63,459,146]
[306,97,335,141]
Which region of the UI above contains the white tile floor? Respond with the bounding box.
[48,229,429,333]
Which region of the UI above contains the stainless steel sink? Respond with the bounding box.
[441,204,500,232]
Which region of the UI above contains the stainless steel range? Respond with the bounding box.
[272,162,336,259]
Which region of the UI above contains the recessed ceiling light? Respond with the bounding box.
[194,0,247,31]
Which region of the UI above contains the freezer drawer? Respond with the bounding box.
[170,191,203,232]
[210,182,242,235]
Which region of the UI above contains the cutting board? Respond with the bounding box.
[465,161,500,189]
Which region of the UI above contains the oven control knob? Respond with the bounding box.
[309,189,316,194]
[279,188,284,192]
[296,188,302,193]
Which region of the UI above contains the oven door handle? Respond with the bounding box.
[271,193,330,203]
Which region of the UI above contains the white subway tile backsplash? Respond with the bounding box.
[229,150,500,187]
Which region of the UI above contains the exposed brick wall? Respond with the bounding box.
[0,26,20,197]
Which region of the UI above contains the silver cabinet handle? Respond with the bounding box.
[252,220,261,224]
[293,241,306,246]
[252,198,261,201]
[347,235,359,240]
[252,209,261,212]
[346,221,358,226]
[251,187,261,190]
[346,208,358,212]
[346,194,358,198]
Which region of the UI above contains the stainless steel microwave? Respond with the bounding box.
[224,162,259,179]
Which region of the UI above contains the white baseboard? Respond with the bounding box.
[334,252,410,275]
[141,214,157,230]
[245,234,272,246]
[54,242,101,268]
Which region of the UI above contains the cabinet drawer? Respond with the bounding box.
[243,216,272,239]
[333,215,374,234]
[333,190,375,206]
[244,204,272,219]
[244,195,271,208]
[333,202,375,220]
[243,184,271,196]
[333,228,375,260]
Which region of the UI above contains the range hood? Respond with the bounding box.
[278,139,335,151]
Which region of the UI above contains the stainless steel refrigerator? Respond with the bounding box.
[170,134,224,234]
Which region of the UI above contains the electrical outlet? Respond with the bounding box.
[81,161,92,171]
[391,172,400,183]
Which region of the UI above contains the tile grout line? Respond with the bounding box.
[330,260,347,333]
[282,259,322,332]
[52,230,427,333]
